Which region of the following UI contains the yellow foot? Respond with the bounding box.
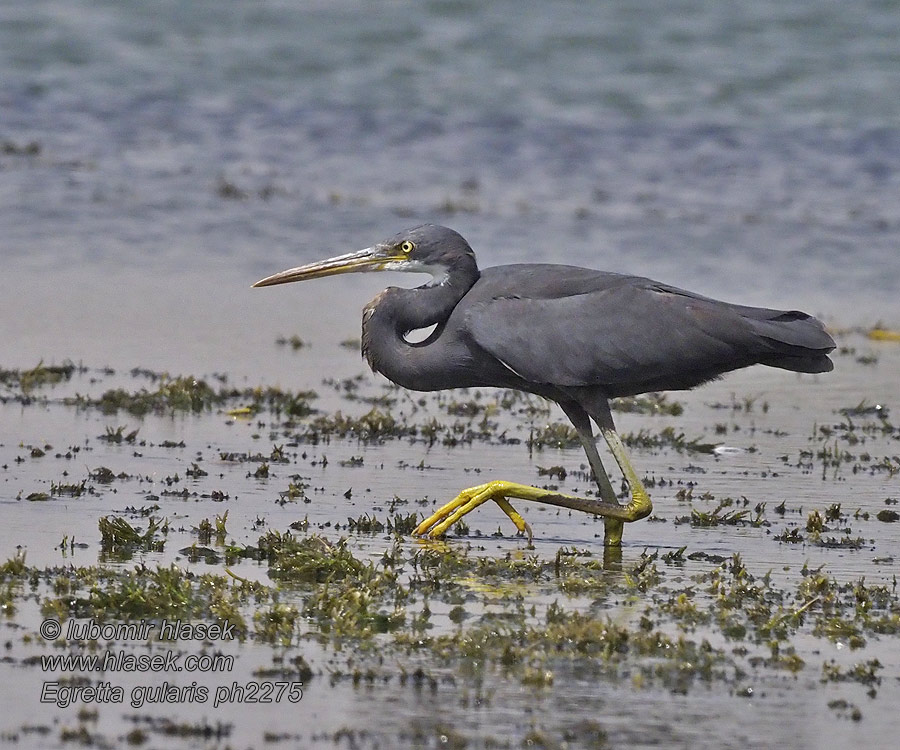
[495,497,533,542]
[414,480,652,544]
[414,481,535,540]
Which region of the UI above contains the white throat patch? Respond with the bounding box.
[381,260,450,286]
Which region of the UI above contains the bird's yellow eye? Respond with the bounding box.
[400,240,415,254]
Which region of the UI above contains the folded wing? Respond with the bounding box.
[465,276,833,397]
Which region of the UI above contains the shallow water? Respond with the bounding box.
[2,1,900,335]
[2,335,899,748]
[2,1,900,747]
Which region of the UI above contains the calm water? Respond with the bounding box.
[2,0,899,379]
[2,2,900,748]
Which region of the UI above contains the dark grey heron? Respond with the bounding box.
[254,225,834,545]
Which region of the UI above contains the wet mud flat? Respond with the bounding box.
[1,330,899,749]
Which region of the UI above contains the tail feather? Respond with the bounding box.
[744,310,835,374]
[761,353,834,373]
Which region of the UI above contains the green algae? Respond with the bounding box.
[612,393,684,416]
[306,408,412,441]
[2,491,900,746]
[9,361,79,393]
[56,370,318,418]
[87,376,220,415]
[686,499,767,528]
[98,515,168,558]
[2,337,899,748]
[528,422,581,449]
[31,563,252,634]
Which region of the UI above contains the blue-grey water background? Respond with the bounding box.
[2,0,899,381]
[2,2,900,749]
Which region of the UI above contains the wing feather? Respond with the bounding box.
[465,279,805,391]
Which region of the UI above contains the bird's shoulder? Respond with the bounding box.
[471,263,653,302]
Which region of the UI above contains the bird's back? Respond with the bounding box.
[467,264,632,302]
[460,264,834,397]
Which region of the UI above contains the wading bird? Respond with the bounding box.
[254,225,834,545]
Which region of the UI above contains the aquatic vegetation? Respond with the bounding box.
[50,480,89,497]
[624,427,717,453]
[33,563,251,632]
[537,465,567,481]
[1,333,898,747]
[7,360,79,392]
[528,422,581,449]
[98,425,139,444]
[82,376,220,415]
[254,532,369,584]
[57,372,318,419]
[2,488,899,746]
[98,515,167,558]
[275,334,307,350]
[305,408,412,442]
[867,328,900,342]
[774,526,805,543]
[195,511,229,546]
[347,513,384,534]
[612,393,684,416]
[677,498,767,528]
[254,602,300,645]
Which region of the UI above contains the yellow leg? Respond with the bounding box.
[559,401,632,548]
[414,479,651,539]
[590,397,654,547]
[413,399,655,544]
[595,431,652,547]
[600,425,653,538]
[604,518,625,546]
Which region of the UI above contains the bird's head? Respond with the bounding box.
[253,225,477,288]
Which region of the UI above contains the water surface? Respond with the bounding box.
[2,2,899,748]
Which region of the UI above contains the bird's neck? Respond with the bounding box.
[361,259,479,389]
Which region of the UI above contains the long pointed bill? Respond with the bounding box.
[253,245,405,288]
